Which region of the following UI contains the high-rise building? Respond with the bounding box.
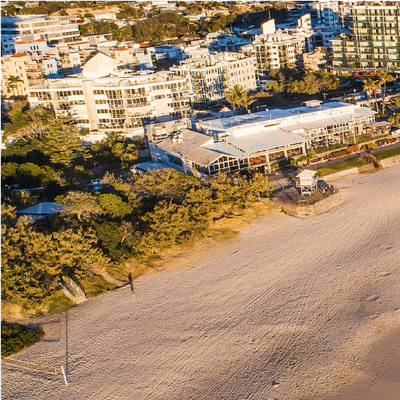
[170,51,256,107]
[241,16,314,76]
[331,1,400,71]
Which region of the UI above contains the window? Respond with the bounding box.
[168,154,183,166]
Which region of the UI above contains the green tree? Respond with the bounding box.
[6,75,24,97]
[377,69,395,99]
[42,115,89,168]
[377,69,396,113]
[56,191,102,222]
[389,96,400,112]
[239,91,255,113]
[1,218,109,306]
[17,162,56,187]
[1,163,19,186]
[1,204,17,226]
[225,84,245,115]
[140,200,190,253]
[363,78,379,108]
[388,112,400,127]
[97,194,131,219]
[132,169,202,205]
[3,102,54,141]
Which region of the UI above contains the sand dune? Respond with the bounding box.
[2,165,400,400]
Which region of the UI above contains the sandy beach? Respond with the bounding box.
[317,327,400,400]
[2,164,400,400]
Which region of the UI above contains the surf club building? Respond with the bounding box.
[149,101,376,177]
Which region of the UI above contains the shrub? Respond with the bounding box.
[1,323,44,357]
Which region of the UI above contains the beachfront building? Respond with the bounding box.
[331,1,400,72]
[170,51,257,107]
[241,16,314,76]
[27,52,191,135]
[150,101,376,176]
[1,15,80,55]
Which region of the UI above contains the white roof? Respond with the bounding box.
[17,202,64,216]
[297,169,317,178]
[82,52,121,78]
[197,102,376,134]
[226,128,308,154]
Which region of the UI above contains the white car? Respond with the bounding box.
[89,179,106,186]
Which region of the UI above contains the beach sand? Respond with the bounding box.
[2,165,400,400]
[316,327,400,400]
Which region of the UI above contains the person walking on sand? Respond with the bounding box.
[128,273,135,299]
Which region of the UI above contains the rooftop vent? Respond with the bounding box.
[304,100,322,108]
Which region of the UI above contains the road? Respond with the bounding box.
[2,165,400,400]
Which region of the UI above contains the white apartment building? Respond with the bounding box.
[241,16,314,76]
[27,52,191,135]
[305,0,341,29]
[170,51,257,107]
[1,15,80,55]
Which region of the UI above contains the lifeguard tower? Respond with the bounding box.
[296,169,318,196]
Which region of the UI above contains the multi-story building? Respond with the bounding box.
[1,49,82,97]
[305,0,341,29]
[27,52,191,135]
[331,1,400,71]
[170,51,257,107]
[241,16,314,76]
[1,15,80,55]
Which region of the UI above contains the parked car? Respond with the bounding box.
[88,179,106,186]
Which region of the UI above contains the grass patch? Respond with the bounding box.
[375,147,400,159]
[80,275,117,298]
[1,323,44,357]
[316,158,368,176]
[45,291,75,315]
[212,227,240,243]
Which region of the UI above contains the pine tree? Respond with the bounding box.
[42,115,88,168]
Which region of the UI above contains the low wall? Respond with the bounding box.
[321,163,375,181]
[270,192,343,217]
[378,154,400,169]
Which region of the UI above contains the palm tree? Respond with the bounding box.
[377,69,395,98]
[7,75,24,97]
[225,84,255,114]
[225,84,244,115]
[377,69,396,114]
[363,78,380,108]
[239,92,255,113]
